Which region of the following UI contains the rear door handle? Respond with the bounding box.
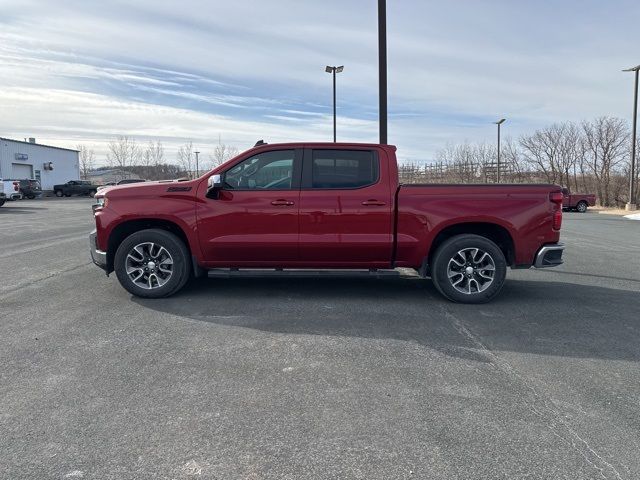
[271,199,295,206]
[361,199,386,206]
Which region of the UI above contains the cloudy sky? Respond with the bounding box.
[1,0,638,165]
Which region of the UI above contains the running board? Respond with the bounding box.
[207,268,401,279]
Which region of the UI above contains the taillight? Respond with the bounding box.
[550,191,563,230]
[550,192,563,204]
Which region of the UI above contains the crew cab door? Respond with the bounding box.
[298,147,393,267]
[196,149,302,264]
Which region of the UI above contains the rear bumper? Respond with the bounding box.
[534,243,564,268]
[89,229,108,271]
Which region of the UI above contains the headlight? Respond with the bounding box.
[92,196,108,213]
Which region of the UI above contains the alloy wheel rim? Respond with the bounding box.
[125,242,174,289]
[446,247,496,295]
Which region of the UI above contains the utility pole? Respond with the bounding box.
[325,66,344,142]
[494,118,506,182]
[195,150,200,178]
[623,65,640,210]
[378,0,387,144]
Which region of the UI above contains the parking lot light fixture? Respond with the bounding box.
[325,65,344,142]
[623,65,640,211]
[494,118,506,183]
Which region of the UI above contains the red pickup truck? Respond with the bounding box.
[561,187,596,212]
[90,142,564,303]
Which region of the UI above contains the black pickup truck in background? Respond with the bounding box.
[53,180,99,198]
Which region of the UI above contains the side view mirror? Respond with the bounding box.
[206,174,222,199]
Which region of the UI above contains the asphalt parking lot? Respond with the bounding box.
[1,198,639,480]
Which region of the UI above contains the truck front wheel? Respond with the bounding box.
[114,229,191,298]
[430,234,507,304]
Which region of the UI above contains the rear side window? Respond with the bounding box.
[311,150,378,189]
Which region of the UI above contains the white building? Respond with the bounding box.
[0,137,80,190]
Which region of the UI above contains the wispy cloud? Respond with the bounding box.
[1,0,639,164]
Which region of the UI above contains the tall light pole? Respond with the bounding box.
[325,65,344,142]
[195,150,200,178]
[623,65,640,211]
[494,118,506,183]
[378,0,387,144]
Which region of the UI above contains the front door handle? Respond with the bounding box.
[362,199,386,206]
[271,199,295,206]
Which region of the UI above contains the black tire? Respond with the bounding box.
[89,190,97,198]
[114,229,191,298]
[0,199,5,207]
[431,234,507,304]
[27,194,35,200]
[55,190,63,197]
[576,201,588,213]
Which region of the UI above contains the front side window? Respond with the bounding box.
[224,150,295,190]
[311,150,378,188]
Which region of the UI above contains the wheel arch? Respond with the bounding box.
[106,218,194,274]
[425,222,515,271]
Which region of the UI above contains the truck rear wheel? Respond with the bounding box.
[114,229,191,298]
[430,234,507,304]
[576,201,588,213]
[55,190,63,197]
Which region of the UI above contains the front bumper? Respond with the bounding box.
[534,243,565,268]
[89,229,108,271]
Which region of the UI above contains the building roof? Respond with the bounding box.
[0,136,80,153]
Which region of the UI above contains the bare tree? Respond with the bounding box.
[210,142,239,169]
[398,162,426,183]
[582,117,629,206]
[555,122,583,190]
[77,144,95,180]
[519,124,568,184]
[177,141,195,178]
[107,136,141,178]
[141,141,165,179]
[502,137,528,183]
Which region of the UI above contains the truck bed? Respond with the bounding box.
[394,183,562,268]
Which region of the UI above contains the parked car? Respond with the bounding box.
[1,180,22,200]
[17,179,43,199]
[90,142,565,304]
[96,178,146,192]
[561,187,596,212]
[53,180,99,198]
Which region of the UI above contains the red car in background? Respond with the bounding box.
[561,187,596,212]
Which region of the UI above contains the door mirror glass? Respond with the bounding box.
[206,174,222,198]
